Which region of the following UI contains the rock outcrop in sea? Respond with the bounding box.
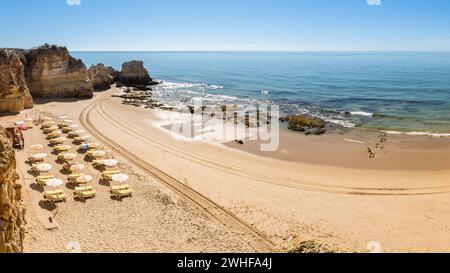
[0,127,26,253]
[281,114,327,135]
[23,44,93,98]
[88,63,118,91]
[0,50,33,113]
[118,60,158,86]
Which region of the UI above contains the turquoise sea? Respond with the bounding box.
[72,51,450,134]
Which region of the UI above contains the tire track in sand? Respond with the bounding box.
[80,99,276,253]
[95,99,450,196]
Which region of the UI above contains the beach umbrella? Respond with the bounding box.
[102,159,119,167]
[112,173,129,183]
[88,143,100,149]
[65,241,82,254]
[70,164,85,173]
[32,153,48,160]
[62,153,77,161]
[80,143,90,150]
[55,145,71,152]
[51,137,67,144]
[76,175,93,184]
[48,131,63,138]
[92,150,106,158]
[31,144,44,151]
[36,163,52,173]
[45,178,64,188]
[46,126,59,132]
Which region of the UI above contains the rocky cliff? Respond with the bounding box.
[0,49,33,113]
[24,44,93,98]
[88,63,118,91]
[118,60,157,86]
[0,126,25,253]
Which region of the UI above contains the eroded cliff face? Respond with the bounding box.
[24,44,93,98]
[0,49,34,113]
[0,127,25,253]
[88,63,118,91]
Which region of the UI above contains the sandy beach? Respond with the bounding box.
[2,85,446,253]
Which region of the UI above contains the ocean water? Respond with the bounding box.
[72,51,450,134]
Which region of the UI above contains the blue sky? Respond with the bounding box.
[1,0,450,51]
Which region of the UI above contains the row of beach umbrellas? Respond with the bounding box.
[34,116,129,189]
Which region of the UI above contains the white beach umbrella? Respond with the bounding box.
[32,153,48,160]
[45,178,64,188]
[36,163,52,173]
[48,131,63,138]
[70,164,85,173]
[92,150,106,158]
[46,126,60,132]
[51,137,68,144]
[112,173,129,183]
[65,241,82,254]
[76,175,93,184]
[102,159,119,167]
[62,153,77,161]
[31,144,44,151]
[88,143,100,149]
[55,145,71,151]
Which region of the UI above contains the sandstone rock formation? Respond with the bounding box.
[88,63,118,91]
[118,60,157,86]
[282,114,326,135]
[0,49,33,113]
[23,44,93,98]
[0,126,25,253]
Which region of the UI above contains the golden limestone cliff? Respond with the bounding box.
[0,49,33,113]
[0,126,25,253]
[24,44,93,98]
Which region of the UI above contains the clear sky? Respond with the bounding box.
[2,0,450,51]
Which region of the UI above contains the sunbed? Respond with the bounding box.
[74,186,96,200]
[36,175,55,186]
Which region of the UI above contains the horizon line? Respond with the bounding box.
[70,50,450,53]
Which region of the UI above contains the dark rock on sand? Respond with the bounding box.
[282,114,326,135]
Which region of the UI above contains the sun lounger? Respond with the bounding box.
[43,192,67,203]
[44,189,64,196]
[36,175,55,185]
[74,186,96,200]
[101,170,120,180]
[54,146,70,152]
[111,184,131,191]
[111,188,133,198]
[28,156,44,163]
[67,173,85,184]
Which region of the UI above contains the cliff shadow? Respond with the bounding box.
[0,111,21,117]
[33,97,91,105]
